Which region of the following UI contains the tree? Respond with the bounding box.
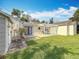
[74,9,79,18]
[20,14,31,22]
[32,19,40,23]
[19,28,26,36]
[11,8,22,17]
[20,14,28,22]
[35,19,40,23]
[32,19,36,22]
[49,17,53,24]
[41,20,46,23]
[69,9,79,22]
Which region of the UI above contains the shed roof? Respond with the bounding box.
[0,10,13,23]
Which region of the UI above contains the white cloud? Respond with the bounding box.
[29,6,78,21]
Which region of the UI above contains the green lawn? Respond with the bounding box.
[6,35,79,59]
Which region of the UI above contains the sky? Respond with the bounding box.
[0,0,79,21]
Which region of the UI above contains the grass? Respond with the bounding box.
[6,35,79,59]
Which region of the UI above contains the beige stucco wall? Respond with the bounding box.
[24,23,76,37]
[33,26,44,37]
[57,26,68,35]
[57,24,76,35]
[50,26,57,35]
[69,25,75,35]
[69,25,74,35]
[11,17,21,37]
[33,25,58,37]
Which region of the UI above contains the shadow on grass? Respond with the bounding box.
[6,51,20,59]
[6,43,79,59]
[44,46,79,59]
[21,43,50,59]
[26,40,37,46]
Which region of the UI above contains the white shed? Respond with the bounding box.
[0,10,13,55]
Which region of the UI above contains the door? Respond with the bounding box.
[28,26,32,35]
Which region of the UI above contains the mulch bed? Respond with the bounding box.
[0,55,5,59]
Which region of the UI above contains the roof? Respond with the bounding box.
[0,10,13,23]
[22,22,35,26]
[53,20,76,26]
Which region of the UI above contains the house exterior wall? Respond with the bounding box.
[57,25,68,35]
[74,24,77,35]
[5,18,12,54]
[68,24,77,35]
[0,14,12,55]
[33,26,44,37]
[11,17,21,37]
[68,25,74,35]
[0,16,6,55]
[57,24,76,35]
[24,23,45,37]
[33,25,58,37]
[50,26,57,35]
[24,22,77,37]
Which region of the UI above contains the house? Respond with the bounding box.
[23,20,78,37]
[53,20,77,35]
[0,10,78,55]
[0,10,13,55]
[23,22,58,37]
[0,10,78,54]
[32,23,58,37]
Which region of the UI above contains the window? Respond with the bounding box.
[45,27,50,34]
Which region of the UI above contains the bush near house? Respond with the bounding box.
[6,35,79,59]
[19,28,26,35]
